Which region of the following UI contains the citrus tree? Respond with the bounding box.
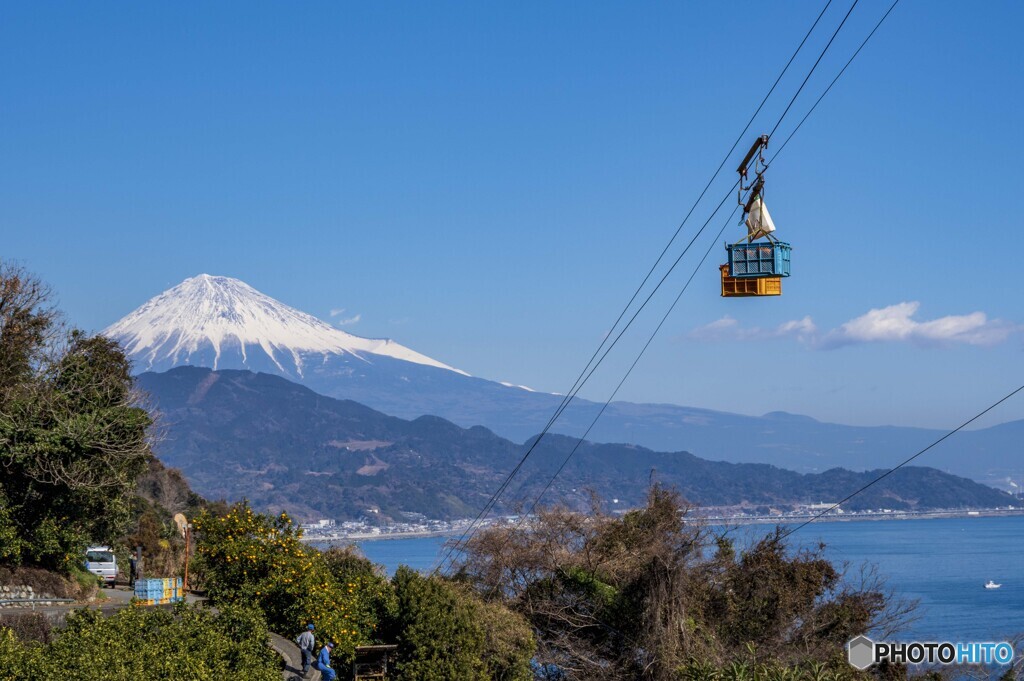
[0,604,278,681]
[192,501,392,661]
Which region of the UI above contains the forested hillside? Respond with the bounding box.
[139,367,1014,520]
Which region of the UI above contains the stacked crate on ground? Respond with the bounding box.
[134,577,184,605]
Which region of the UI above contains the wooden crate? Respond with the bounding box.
[720,265,781,297]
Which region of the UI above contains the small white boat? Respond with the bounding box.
[984,580,1001,590]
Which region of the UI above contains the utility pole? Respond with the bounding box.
[183,523,192,593]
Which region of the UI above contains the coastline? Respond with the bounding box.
[694,506,1024,526]
[301,506,1024,544]
[306,529,459,543]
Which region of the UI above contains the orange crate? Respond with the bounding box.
[720,265,781,297]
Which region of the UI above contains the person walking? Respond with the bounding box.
[316,641,337,681]
[296,623,315,676]
[128,555,138,588]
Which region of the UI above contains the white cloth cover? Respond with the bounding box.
[745,195,776,241]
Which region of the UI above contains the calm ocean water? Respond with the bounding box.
[342,515,1023,642]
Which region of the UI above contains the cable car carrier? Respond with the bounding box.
[721,135,791,297]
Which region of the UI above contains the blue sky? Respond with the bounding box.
[2,1,1022,430]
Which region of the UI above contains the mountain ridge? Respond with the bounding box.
[106,276,1021,486]
[137,367,1015,521]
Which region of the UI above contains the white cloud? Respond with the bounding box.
[687,302,1014,349]
[819,302,1012,349]
[689,316,739,338]
[334,313,361,327]
[688,315,816,343]
[776,316,817,337]
[328,307,361,326]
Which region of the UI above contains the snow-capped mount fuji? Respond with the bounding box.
[104,274,467,378]
[101,276,1020,488]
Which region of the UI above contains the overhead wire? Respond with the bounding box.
[518,203,743,522]
[514,0,909,544]
[445,175,768,572]
[515,0,986,547]
[429,0,841,575]
[768,0,901,163]
[512,0,905,524]
[768,0,860,138]
[444,0,909,565]
[541,0,837,425]
[435,0,882,574]
[779,383,1024,541]
[540,0,865,440]
[432,178,740,574]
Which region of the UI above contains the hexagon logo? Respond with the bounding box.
[847,635,875,670]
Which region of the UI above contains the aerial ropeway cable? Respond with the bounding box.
[433,0,891,576]
[500,0,907,557]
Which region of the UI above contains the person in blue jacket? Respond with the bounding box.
[316,641,337,681]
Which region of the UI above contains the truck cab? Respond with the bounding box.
[85,546,117,587]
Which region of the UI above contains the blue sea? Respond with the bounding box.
[339,515,1023,642]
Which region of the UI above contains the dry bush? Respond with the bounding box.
[0,612,53,644]
[0,566,75,599]
[455,485,915,681]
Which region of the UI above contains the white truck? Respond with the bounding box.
[84,546,118,587]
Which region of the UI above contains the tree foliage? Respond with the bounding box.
[192,501,392,662]
[0,263,57,391]
[387,565,487,680]
[382,566,534,681]
[193,502,534,678]
[0,263,152,571]
[456,485,914,681]
[0,603,278,681]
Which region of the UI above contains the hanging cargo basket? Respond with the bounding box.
[727,241,791,278]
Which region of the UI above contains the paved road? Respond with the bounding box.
[269,632,322,681]
[0,584,204,618]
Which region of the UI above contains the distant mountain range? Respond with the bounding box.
[137,367,1015,521]
[106,275,1023,488]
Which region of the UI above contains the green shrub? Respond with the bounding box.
[0,612,52,645]
[193,504,533,676]
[384,566,533,681]
[0,627,44,681]
[192,501,392,662]
[0,603,278,681]
[70,563,102,596]
[0,266,152,572]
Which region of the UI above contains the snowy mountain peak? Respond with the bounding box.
[103,274,467,377]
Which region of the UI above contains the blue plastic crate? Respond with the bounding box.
[134,581,166,597]
[727,241,791,278]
